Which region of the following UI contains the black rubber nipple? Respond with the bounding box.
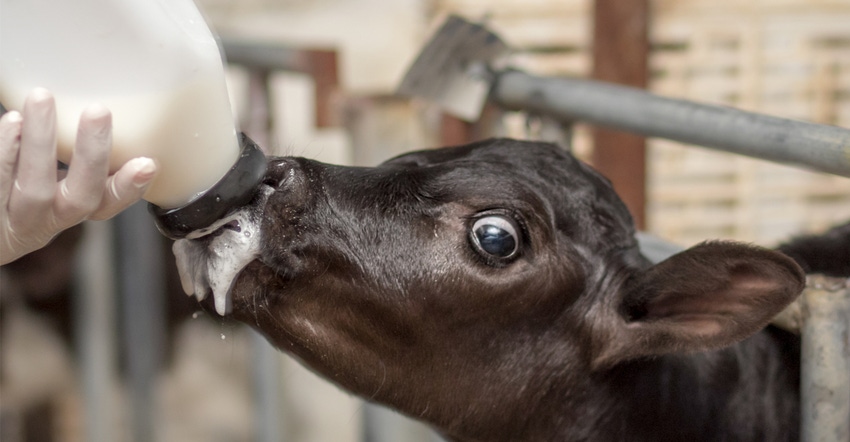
[149,133,267,239]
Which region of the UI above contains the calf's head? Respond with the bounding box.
[175,138,804,439]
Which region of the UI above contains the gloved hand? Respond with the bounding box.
[1,88,157,265]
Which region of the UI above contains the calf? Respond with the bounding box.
[175,138,825,442]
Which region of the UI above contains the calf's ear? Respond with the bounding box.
[592,241,805,369]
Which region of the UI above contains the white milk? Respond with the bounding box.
[0,0,240,209]
[173,185,274,316]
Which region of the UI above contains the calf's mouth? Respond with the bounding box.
[172,184,275,316]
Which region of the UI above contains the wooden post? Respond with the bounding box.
[591,0,649,229]
[306,50,340,128]
[440,113,474,146]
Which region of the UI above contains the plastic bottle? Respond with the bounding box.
[0,0,266,237]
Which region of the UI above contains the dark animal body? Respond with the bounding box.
[183,138,847,442]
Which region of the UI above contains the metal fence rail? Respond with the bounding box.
[492,70,850,178]
[799,277,850,442]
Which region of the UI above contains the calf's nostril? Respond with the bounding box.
[263,177,281,188]
[262,161,299,189]
[222,220,242,233]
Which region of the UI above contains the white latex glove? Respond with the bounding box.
[1,88,157,265]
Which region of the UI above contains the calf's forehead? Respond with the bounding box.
[382,139,577,173]
[376,141,599,201]
[378,140,635,236]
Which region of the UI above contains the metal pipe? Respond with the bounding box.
[492,70,850,177]
[242,67,286,442]
[635,232,683,264]
[800,275,850,442]
[362,404,433,442]
[73,220,118,442]
[252,332,284,442]
[221,38,308,72]
[115,202,166,442]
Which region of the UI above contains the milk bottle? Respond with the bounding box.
[0,0,264,237]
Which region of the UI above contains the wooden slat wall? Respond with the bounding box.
[648,1,850,245]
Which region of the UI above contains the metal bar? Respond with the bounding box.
[73,220,117,442]
[221,38,310,73]
[635,232,683,264]
[243,67,285,442]
[800,276,850,442]
[252,332,284,442]
[492,70,850,177]
[362,404,431,442]
[114,202,166,442]
[361,403,381,442]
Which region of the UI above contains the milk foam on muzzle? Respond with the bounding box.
[173,185,275,316]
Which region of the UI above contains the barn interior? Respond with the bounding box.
[1,0,849,441]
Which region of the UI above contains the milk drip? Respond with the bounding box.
[0,0,266,237]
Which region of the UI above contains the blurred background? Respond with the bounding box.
[2,0,849,441]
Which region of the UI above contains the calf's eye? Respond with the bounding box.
[470,215,520,261]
